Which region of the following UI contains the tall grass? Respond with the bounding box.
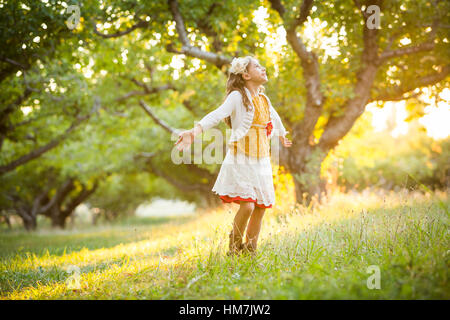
[0,187,448,299]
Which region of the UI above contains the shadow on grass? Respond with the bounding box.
[0,215,195,259]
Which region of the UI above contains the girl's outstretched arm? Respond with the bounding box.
[197,90,240,132]
[175,91,239,152]
[269,104,288,138]
[266,98,292,147]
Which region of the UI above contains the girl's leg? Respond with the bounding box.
[228,201,255,254]
[244,206,266,251]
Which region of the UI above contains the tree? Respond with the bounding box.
[0,0,101,174]
[266,0,449,204]
[1,164,102,230]
[5,0,447,219]
[92,0,448,205]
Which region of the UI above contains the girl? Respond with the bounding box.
[175,56,292,256]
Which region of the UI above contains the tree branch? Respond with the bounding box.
[0,112,92,175]
[379,3,441,63]
[379,42,436,61]
[39,178,75,215]
[115,90,150,102]
[269,0,324,147]
[369,65,450,102]
[61,180,99,218]
[30,185,53,218]
[138,99,179,134]
[166,0,231,68]
[0,57,30,70]
[317,0,383,151]
[269,0,315,63]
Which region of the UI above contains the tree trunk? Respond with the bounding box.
[14,206,38,231]
[0,211,12,229]
[22,216,37,231]
[50,206,67,229]
[45,179,99,229]
[196,192,222,210]
[51,215,67,228]
[206,192,222,208]
[292,170,327,207]
[285,144,328,207]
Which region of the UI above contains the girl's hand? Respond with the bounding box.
[174,129,194,151]
[174,124,202,152]
[279,135,292,148]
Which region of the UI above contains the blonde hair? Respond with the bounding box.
[223,56,265,128]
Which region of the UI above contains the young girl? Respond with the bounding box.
[174,56,292,256]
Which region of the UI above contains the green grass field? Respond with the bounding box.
[0,188,448,299]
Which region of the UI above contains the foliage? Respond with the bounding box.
[87,171,174,221]
[1,0,449,229]
[322,112,449,191]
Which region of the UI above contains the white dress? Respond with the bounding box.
[197,87,287,209]
[211,147,276,208]
[211,93,276,208]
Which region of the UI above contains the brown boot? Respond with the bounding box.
[241,241,257,257]
[227,230,243,256]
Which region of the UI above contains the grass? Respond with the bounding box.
[0,187,448,299]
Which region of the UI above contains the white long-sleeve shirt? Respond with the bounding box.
[196,87,288,143]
